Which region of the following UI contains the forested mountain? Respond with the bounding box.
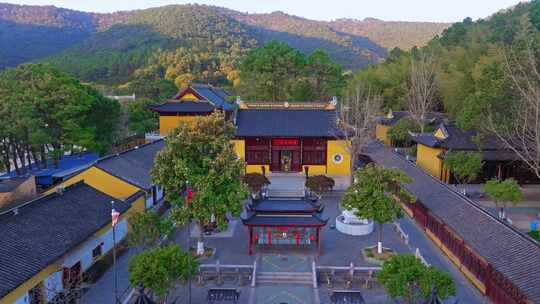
[328,18,450,50]
[0,3,131,69]
[352,0,540,132]
[0,2,448,82]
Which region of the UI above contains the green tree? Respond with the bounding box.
[152,112,248,255]
[443,151,483,192]
[127,210,174,250]
[127,98,159,135]
[239,40,306,101]
[484,178,523,220]
[342,163,413,254]
[0,64,120,173]
[306,49,345,101]
[387,117,422,146]
[378,254,455,304]
[128,244,199,303]
[305,175,335,199]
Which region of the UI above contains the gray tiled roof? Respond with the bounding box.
[366,144,540,302]
[241,212,328,226]
[412,122,506,151]
[149,101,215,113]
[235,109,342,138]
[95,140,165,190]
[376,111,445,126]
[173,84,235,111]
[0,182,137,298]
[247,199,323,213]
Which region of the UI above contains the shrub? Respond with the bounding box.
[241,173,270,196]
[305,175,335,198]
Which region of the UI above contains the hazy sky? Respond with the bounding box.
[5,0,525,22]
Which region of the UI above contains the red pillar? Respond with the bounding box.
[248,227,253,255]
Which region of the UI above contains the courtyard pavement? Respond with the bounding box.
[82,193,490,304]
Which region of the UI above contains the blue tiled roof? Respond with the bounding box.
[192,84,235,111]
[149,101,215,113]
[0,153,99,187]
[235,109,342,138]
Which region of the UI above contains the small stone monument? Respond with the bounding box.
[336,209,374,236]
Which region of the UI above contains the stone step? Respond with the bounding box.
[267,189,305,198]
[256,272,313,285]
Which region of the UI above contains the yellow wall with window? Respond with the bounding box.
[416,144,445,179]
[326,140,351,175]
[376,124,391,145]
[45,166,141,199]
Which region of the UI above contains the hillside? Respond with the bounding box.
[352,0,540,128]
[0,3,449,85]
[328,18,451,50]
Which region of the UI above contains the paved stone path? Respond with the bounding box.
[81,191,490,304]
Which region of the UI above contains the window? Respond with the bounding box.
[302,139,327,165]
[92,243,103,260]
[246,138,270,165]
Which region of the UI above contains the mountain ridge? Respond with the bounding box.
[0,2,450,85]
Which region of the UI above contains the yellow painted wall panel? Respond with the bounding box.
[246,165,270,174]
[376,124,391,145]
[416,144,444,180]
[434,128,446,139]
[179,93,200,101]
[231,140,245,160]
[45,167,141,199]
[159,116,199,135]
[326,140,351,175]
[303,165,326,175]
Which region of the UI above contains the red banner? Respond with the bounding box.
[272,139,299,146]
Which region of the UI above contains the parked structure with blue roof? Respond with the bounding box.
[0,152,100,189]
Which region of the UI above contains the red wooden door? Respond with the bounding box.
[271,151,280,171]
[292,151,301,172]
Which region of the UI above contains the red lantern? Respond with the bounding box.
[295,233,301,246]
[253,233,259,242]
[268,230,272,245]
[187,188,193,203]
[310,234,315,241]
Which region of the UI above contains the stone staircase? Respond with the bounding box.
[256,271,313,285]
[267,188,305,199]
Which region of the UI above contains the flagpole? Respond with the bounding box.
[111,201,119,304]
[186,181,192,304]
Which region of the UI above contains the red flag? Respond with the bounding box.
[186,188,194,204]
[111,208,120,227]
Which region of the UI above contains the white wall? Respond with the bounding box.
[12,293,28,304]
[43,271,63,302]
[61,219,128,272]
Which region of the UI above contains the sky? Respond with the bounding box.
[4,0,525,22]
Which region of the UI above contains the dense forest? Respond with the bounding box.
[0,3,448,80]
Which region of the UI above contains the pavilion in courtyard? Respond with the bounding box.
[241,198,328,255]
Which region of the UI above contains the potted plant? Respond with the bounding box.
[241,173,271,199]
[305,175,335,200]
